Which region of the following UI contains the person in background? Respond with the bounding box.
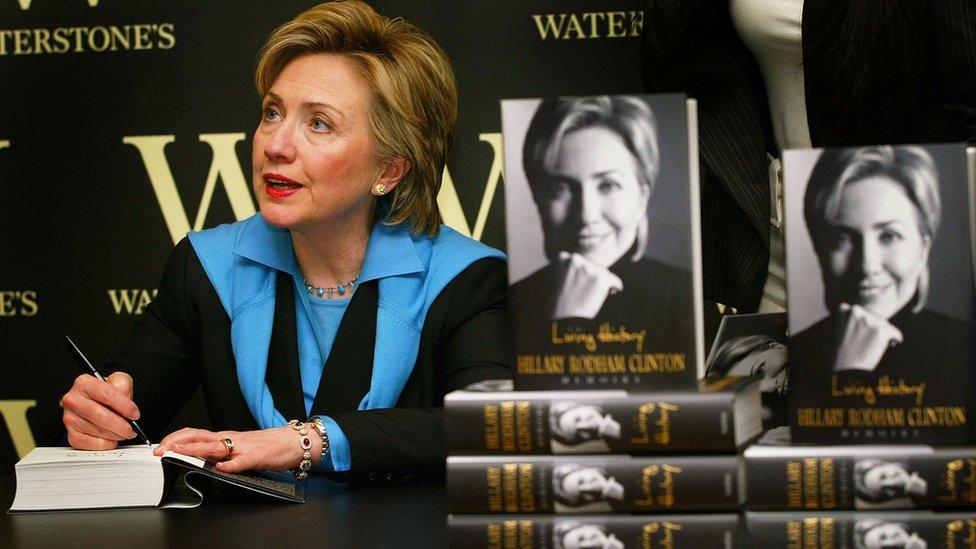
[641,0,976,314]
[58,0,510,484]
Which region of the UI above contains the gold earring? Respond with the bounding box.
[373,183,387,196]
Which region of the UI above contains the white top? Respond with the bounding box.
[729,0,812,151]
[729,0,810,312]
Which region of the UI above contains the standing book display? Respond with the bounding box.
[784,144,976,444]
[501,94,704,391]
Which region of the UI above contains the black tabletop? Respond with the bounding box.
[0,475,448,549]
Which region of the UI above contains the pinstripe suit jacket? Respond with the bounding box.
[641,0,976,312]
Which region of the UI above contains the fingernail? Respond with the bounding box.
[131,409,141,420]
[129,429,137,439]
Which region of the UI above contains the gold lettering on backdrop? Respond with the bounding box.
[438,133,502,241]
[123,134,255,245]
[0,291,38,317]
[106,289,157,315]
[531,11,643,40]
[0,24,174,55]
[0,140,9,150]
[0,400,37,459]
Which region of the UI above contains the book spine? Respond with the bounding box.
[745,511,976,548]
[449,514,743,549]
[447,455,741,514]
[746,449,976,510]
[446,393,736,455]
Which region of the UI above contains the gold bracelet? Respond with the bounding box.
[289,420,313,480]
[309,416,330,465]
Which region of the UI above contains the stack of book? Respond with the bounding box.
[445,94,763,548]
[738,143,976,545]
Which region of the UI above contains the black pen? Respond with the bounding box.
[64,335,152,447]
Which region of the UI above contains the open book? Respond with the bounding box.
[10,446,304,512]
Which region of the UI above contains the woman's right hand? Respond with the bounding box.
[832,303,904,372]
[60,371,141,450]
[552,251,623,320]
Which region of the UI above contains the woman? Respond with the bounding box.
[553,521,624,549]
[705,334,788,426]
[854,459,928,505]
[793,146,968,380]
[642,0,976,313]
[512,96,692,353]
[854,519,928,549]
[549,401,622,451]
[57,1,509,483]
[552,463,625,510]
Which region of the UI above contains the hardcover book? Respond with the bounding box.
[502,94,704,390]
[784,143,975,444]
[449,514,742,549]
[447,455,741,514]
[704,312,788,428]
[745,444,976,511]
[445,376,761,455]
[10,446,304,512]
[745,511,976,549]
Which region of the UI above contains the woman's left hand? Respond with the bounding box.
[153,425,321,474]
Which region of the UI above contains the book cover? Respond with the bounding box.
[745,511,976,548]
[449,514,742,549]
[745,444,976,511]
[784,144,975,444]
[502,94,704,390]
[703,312,788,429]
[447,455,741,514]
[444,377,761,455]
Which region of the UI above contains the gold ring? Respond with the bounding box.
[221,436,234,456]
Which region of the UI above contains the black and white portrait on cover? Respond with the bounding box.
[552,462,625,512]
[503,95,700,386]
[853,519,928,549]
[853,458,928,508]
[552,521,625,549]
[549,401,622,453]
[786,144,972,409]
[704,312,788,428]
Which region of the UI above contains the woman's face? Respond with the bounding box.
[252,53,384,233]
[821,176,931,319]
[560,525,610,549]
[560,468,608,502]
[863,462,911,496]
[556,405,604,442]
[539,126,650,268]
[724,343,788,394]
[863,523,914,549]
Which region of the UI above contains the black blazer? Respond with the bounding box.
[103,238,512,485]
[641,0,976,312]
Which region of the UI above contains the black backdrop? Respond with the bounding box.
[0,1,645,471]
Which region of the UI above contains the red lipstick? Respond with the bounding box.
[263,173,302,199]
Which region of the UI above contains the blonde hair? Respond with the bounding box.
[255,0,457,236]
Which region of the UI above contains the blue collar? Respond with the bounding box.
[232,215,424,283]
